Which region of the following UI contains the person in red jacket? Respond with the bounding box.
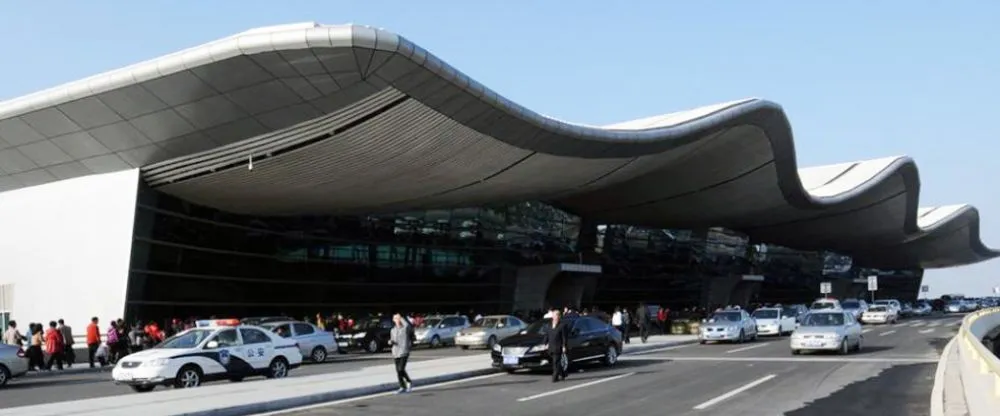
[86,317,101,368]
[44,321,66,370]
[657,307,668,335]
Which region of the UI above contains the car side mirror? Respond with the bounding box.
[205,340,219,349]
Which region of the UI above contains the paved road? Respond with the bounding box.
[273,314,964,416]
[0,346,486,409]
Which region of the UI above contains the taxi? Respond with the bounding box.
[111,319,303,392]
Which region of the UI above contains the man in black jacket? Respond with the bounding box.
[636,303,650,343]
[543,309,570,383]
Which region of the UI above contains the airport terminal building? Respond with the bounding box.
[0,23,996,331]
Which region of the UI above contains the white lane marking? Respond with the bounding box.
[879,330,897,336]
[630,343,694,355]
[927,321,941,328]
[692,374,776,410]
[516,372,636,402]
[949,320,963,327]
[726,343,770,354]
[252,372,505,415]
[861,328,874,334]
[910,321,926,327]
[919,328,935,334]
[625,356,939,363]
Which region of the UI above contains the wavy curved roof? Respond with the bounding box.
[0,22,994,269]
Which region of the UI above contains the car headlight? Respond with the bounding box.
[726,327,738,333]
[528,344,548,353]
[353,332,367,338]
[143,358,170,367]
[492,343,502,352]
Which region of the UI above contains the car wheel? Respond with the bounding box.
[130,385,156,393]
[0,364,10,387]
[855,336,864,352]
[430,335,441,348]
[699,340,706,345]
[505,368,517,374]
[604,345,619,367]
[487,336,498,349]
[267,357,289,379]
[311,346,327,363]
[174,365,202,389]
[366,340,379,354]
[460,345,469,350]
[839,338,849,355]
[791,349,800,355]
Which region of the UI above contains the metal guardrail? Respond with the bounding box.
[958,306,1000,414]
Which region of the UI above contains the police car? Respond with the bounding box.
[111,319,303,392]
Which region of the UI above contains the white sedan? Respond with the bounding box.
[752,308,796,336]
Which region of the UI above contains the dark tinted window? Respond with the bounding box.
[240,328,271,344]
[841,301,860,308]
[213,329,240,347]
[293,323,315,336]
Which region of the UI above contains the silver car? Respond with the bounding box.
[262,321,338,362]
[699,309,758,344]
[414,315,470,348]
[0,344,29,387]
[840,299,868,321]
[455,315,526,349]
[790,309,863,355]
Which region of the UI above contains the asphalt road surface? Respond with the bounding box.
[269,314,964,416]
[0,345,486,409]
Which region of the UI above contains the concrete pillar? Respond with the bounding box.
[702,275,742,308]
[731,281,761,306]
[576,217,599,263]
[512,264,601,312]
[512,264,560,312]
[547,274,597,310]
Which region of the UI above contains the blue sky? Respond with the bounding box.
[1,1,996,296]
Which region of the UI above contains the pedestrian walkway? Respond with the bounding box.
[2,335,696,416]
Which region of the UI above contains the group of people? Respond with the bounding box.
[2,320,75,371]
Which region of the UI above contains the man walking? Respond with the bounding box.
[543,308,569,383]
[388,313,413,394]
[86,317,101,368]
[57,319,75,367]
[3,321,24,346]
[636,303,650,343]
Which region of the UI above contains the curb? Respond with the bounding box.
[929,335,957,416]
[176,367,500,416]
[176,339,698,416]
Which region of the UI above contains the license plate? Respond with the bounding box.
[337,342,348,347]
[503,355,519,365]
[118,372,133,381]
[805,342,823,348]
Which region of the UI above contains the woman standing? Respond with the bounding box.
[388,313,413,394]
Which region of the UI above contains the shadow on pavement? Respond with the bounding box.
[8,375,110,389]
[927,337,952,355]
[785,363,934,416]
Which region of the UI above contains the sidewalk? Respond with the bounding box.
[1,335,697,416]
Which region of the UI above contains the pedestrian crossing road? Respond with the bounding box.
[264,314,962,416]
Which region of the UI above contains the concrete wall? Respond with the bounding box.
[0,169,140,337]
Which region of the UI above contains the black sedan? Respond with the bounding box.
[491,315,622,373]
[336,317,393,353]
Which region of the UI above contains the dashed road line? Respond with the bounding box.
[726,343,770,354]
[516,372,636,402]
[879,330,897,336]
[919,328,935,334]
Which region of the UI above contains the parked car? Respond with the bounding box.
[912,302,933,316]
[699,309,758,344]
[414,315,470,348]
[840,299,868,321]
[492,315,622,374]
[455,315,526,349]
[0,344,28,387]
[752,307,796,336]
[261,320,339,362]
[860,305,898,324]
[336,316,394,353]
[810,298,842,311]
[791,309,863,355]
[240,316,293,326]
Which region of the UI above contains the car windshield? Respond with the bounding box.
[802,313,845,326]
[752,310,778,319]
[710,312,742,322]
[158,329,214,349]
[353,319,381,330]
[474,317,502,328]
[419,318,442,328]
[811,302,837,310]
[522,319,555,335]
[868,306,888,312]
[841,301,860,308]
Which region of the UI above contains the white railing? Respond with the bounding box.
[956,307,1000,414]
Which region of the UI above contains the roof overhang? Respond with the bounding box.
[0,22,994,270]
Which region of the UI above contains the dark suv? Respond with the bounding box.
[336,316,394,353]
[491,315,622,374]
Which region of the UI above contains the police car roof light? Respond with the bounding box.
[195,319,241,327]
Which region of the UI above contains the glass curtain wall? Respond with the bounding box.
[125,187,581,323]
